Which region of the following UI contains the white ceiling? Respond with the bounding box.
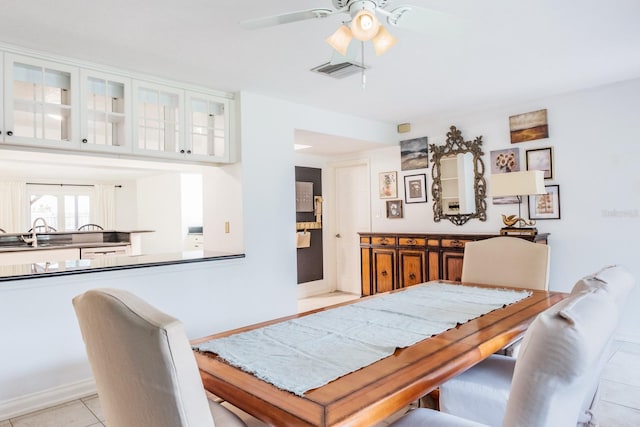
[1,0,640,161]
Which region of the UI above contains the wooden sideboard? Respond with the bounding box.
[359,232,549,296]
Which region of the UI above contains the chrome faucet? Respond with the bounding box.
[21,217,50,248]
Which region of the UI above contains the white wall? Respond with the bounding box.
[363,78,640,342]
[0,91,397,419]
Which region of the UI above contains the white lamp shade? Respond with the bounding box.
[489,171,546,197]
[350,9,380,41]
[372,25,398,56]
[326,25,354,56]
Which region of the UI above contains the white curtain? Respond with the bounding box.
[0,181,27,233]
[93,184,116,230]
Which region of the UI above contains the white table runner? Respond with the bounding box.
[194,282,531,396]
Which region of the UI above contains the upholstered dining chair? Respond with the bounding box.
[391,278,624,427]
[461,236,550,291]
[433,265,634,427]
[73,288,247,427]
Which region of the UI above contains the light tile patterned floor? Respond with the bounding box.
[2,292,639,426]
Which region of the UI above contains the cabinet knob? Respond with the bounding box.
[409,273,416,280]
[452,239,463,248]
[380,238,388,245]
[381,271,388,277]
[7,131,13,136]
[180,149,185,154]
[82,138,88,143]
[187,149,191,154]
[407,239,416,245]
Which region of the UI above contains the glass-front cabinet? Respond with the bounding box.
[185,91,230,162]
[80,69,131,153]
[133,81,184,159]
[3,53,79,149]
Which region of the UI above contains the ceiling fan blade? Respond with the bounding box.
[386,5,460,35]
[240,8,335,30]
[329,40,359,64]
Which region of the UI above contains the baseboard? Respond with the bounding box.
[0,378,96,420]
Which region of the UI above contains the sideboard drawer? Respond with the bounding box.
[372,236,397,246]
[399,237,427,247]
[441,238,472,249]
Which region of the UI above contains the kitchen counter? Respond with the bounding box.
[0,250,245,282]
[0,230,153,252]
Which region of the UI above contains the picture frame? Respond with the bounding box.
[400,137,429,170]
[386,200,403,219]
[379,171,398,199]
[526,147,553,179]
[490,148,520,205]
[528,184,561,220]
[404,174,427,204]
[509,109,549,143]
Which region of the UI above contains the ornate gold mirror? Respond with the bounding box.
[430,125,487,225]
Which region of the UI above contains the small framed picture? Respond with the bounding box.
[386,200,403,219]
[526,147,553,179]
[404,174,427,204]
[379,171,397,199]
[528,184,561,220]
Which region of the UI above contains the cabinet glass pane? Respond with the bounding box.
[137,87,180,152]
[189,97,225,157]
[12,62,71,141]
[86,77,125,146]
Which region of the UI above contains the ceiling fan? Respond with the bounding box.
[240,0,445,57]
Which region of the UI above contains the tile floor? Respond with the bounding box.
[2,291,639,427]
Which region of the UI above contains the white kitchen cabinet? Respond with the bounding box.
[0,247,80,266]
[132,80,185,160]
[185,91,231,162]
[2,53,80,150]
[79,69,132,154]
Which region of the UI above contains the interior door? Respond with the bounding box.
[335,163,370,294]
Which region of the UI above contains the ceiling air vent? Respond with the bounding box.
[311,61,367,79]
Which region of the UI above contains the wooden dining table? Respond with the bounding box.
[193,282,566,427]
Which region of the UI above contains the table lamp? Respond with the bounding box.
[489,170,546,235]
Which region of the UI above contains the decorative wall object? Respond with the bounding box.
[490,148,521,205]
[509,109,549,143]
[404,174,427,203]
[526,147,553,179]
[528,184,561,219]
[379,171,397,198]
[400,136,429,170]
[386,200,403,218]
[295,182,314,212]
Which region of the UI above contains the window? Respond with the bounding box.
[28,185,91,231]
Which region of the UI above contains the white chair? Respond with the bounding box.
[430,265,634,427]
[461,236,550,291]
[462,236,550,357]
[73,288,247,427]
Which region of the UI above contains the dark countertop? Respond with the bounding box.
[0,230,153,252]
[0,250,245,282]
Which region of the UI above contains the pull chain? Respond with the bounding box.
[361,41,366,89]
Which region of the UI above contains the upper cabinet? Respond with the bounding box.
[3,53,79,149]
[0,48,235,164]
[80,69,132,154]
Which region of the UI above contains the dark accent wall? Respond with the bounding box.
[295,166,323,284]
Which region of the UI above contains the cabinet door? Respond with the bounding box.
[80,69,132,153]
[398,249,426,287]
[185,91,231,162]
[132,81,185,159]
[3,53,79,149]
[361,246,372,296]
[442,250,464,282]
[372,248,395,294]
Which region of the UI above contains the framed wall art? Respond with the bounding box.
[509,109,549,143]
[386,200,403,218]
[528,184,561,220]
[379,171,397,199]
[400,136,429,170]
[404,174,427,203]
[526,147,553,179]
[490,148,520,205]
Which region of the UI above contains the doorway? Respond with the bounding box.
[334,161,370,295]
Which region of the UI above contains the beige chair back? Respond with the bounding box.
[461,237,550,290]
[73,288,216,427]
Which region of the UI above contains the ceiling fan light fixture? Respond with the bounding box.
[350,9,380,41]
[372,25,397,55]
[326,24,354,56]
